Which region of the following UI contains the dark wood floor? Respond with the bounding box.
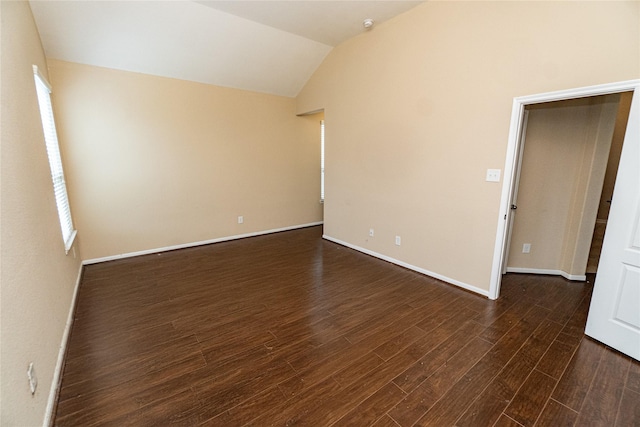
[54,226,640,426]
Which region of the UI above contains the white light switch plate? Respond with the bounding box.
[486,169,501,182]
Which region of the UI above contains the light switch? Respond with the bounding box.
[486,169,501,182]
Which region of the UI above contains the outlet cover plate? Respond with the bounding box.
[486,169,501,182]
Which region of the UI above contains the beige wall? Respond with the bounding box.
[296,1,640,293]
[0,2,83,425]
[508,95,620,276]
[47,60,323,261]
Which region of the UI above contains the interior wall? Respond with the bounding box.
[47,60,323,261]
[0,2,83,425]
[296,1,639,293]
[507,95,619,276]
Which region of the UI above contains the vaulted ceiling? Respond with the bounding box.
[30,1,424,97]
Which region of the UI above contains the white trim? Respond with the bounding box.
[43,264,83,427]
[83,222,324,265]
[296,108,324,117]
[489,79,640,301]
[32,65,52,92]
[322,234,489,298]
[513,80,639,105]
[505,267,586,282]
[490,97,526,300]
[64,229,77,255]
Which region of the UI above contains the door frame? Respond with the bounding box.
[501,109,529,275]
[489,79,640,300]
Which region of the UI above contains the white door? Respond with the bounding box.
[501,111,529,275]
[585,89,640,361]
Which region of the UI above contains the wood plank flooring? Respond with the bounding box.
[54,226,640,426]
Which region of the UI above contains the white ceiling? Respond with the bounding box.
[29,0,424,97]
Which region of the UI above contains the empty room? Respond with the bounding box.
[1,1,639,426]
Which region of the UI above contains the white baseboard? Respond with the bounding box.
[83,222,324,265]
[322,234,489,298]
[44,264,83,427]
[505,267,586,281]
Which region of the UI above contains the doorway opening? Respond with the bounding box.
[296,109,325,228]
[502,93,632,281]
[490,80,639,301]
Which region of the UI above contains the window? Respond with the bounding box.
[33,65,77,253]
[320,120,325,202]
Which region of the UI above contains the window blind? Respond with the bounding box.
[320,120,325,201]
[33,66,77,252]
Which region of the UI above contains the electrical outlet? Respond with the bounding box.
[395,236,401,246]
[522,243,531,253]
[486,169,501,182]
[27,362,37,395]
[369,228,374,237]
[238,216,243,224]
